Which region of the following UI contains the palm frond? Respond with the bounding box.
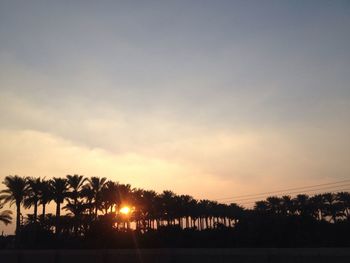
[0,210,12,225]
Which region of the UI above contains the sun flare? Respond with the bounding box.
[119,206,131,215]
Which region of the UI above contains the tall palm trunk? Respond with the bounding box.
[56,202,61,234]
[16,201,21,236]
[33,201,38,222]
[14,201,22,248]
[42,203,46,218]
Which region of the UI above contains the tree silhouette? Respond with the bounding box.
[0,204,12,225]
[293,194,310,217]
[100,181,120,214]
[86,177,107,218]
[1,174,350,248]
[140,190,158,230]
[266,196,282,215]
[65,174,86,235]
[337,192,350,220]
[24,177,42,223]
[66,174,86,206]
[228,203,244,226]
[309,194,324,221]
[38,179,52,223]
[0,175,27,238]
[280,195,294,216]
[81,184,94,216]
[322,192,342,223]
[255,200,269,213]
[50,177,68,234]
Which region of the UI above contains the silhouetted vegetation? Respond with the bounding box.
[0,175,350,248]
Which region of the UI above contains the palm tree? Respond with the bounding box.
[142,190,158,229]
[24,177,42,222]
[50,177,68,233]
[254,200,269,213]
[0,175,27,236]
[86,177,107,218]
[115,183,132,229]
[101,181,120,214]
[322,192,342,223]
[130,188,145,229]
[293,194,310,217]
[66,174,86,235]
[39,179,52,221]
[281,195,294,216]
[66,174,86,206]
[0,204,12,225]
[63,199,87,235]
[197,199,211,229]
[337,192,350,220]
[81,185,94,215]
[309,194,325,221]
[266,196,282,215]
[117,183,131,208]
[159,190,176,226]
[228,203,244,227]
[179,195,196,229]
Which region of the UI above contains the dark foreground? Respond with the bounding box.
[1,248,350,263]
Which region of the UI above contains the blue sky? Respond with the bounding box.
[0,0,350,214]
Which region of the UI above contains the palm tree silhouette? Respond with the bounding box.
[159,190,176,226]
[0,175,27,238]
[293,194,310,217]
[81,185,94,215]
[197,199,211,229]
[309,194,325,221]
[38,179,52,223]
[65,174,86,235]
[337,192,350,220]
[50,177,68,233]
[64,199,86,235]
[322,192,342,223]
[281,195,294,216]
[24,177,42,222]
[117,184,131,206]
[228,203,244,227]
[266,196,282,215]
[254,200,269,213]
[116,184,132,229]
[66,174,86,205]
[0,204,12,225]
[1,173,350,246]
[141,190,158,229]
[86,177,107,218]
[101,181,120,214]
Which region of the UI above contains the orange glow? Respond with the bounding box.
[119,206,131,215]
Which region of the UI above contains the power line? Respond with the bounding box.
[220,183,350,203]
[224,185,350,203]
[216,179,350,200]
[222,187,350,206]
[215,179,350,201]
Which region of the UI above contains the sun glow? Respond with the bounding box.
[119,206,131,215]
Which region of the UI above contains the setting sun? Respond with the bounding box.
[119,206,131,215]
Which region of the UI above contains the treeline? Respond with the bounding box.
[0,175,350,248]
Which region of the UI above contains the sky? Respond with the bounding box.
[1,1,350,232]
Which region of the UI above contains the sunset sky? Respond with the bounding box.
[1,1,350,231]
